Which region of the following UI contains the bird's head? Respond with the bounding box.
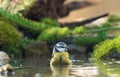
[54,42,67,52]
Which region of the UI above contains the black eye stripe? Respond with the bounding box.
[56,46,66,48]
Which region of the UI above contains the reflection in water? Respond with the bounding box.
[95,60,120,77]
[50,64,71,77]
[70,65,99,77]
[35,73,41,77]
[4,59,120,77]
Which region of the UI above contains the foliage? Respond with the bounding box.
[107,15,120,22]
[19,37,32,49]
[0,9,59,34]
[8,37,33,57]
[40,18,60,27]
[100,22,111,28]
[72,26,85,34]
[1,9,120,43]
[0,17,22,55]
[38,27,70,41]
[74,36,100,46]
[73,23,111,46]
[0,0,36,14]
[39,16,120,43]
[1,10,120,58]
[92,36,120,59]
[73,20,120,46]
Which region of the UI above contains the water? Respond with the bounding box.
[2,59,120,77]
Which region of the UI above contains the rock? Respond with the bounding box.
[26,41,50,57]
[0,64,13,72]
[68,44,86,53]
[0,51,13,75]
[0,51,10,66]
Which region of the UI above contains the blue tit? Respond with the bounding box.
[52,42,68,57]
[50,42,71,65]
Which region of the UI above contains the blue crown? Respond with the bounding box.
[54,42,67,52]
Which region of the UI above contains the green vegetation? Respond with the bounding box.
[74,14,120,45]
[40,18,60,27]
[0,9,59,33]
[1,8,120,43]
[73,24,120,46]
[1,6,120,58]
[107,15,120,22]
[74,36,100,46]
[0,17,22,55]
[90,15,120,60]
[72,26,85,34]
[38,27,70,42]
[92,36,120,59]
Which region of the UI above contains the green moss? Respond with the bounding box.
[101,22,111,28]
[0,17,22,55]
[72,26,86,34]
[38,27,70,41]
[74,36,100,46]
[108,15,120,22]
[40,18,60,27]
[0,9,59,34]
[92,36,120,59]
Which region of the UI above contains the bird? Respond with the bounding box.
[50,42,71,65]
[52,42,67,56]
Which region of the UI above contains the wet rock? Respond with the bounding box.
[26,41,50,58]
[0,51,10,65]
[0,64,13,72]
[68,44,86,53]
[0,51,13,75]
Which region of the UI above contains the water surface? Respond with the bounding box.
[5,59,120,77]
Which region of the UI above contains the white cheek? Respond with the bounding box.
[57,48,66,52]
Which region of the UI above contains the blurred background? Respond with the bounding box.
[1,0,120,77]
[1,0,120,60]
